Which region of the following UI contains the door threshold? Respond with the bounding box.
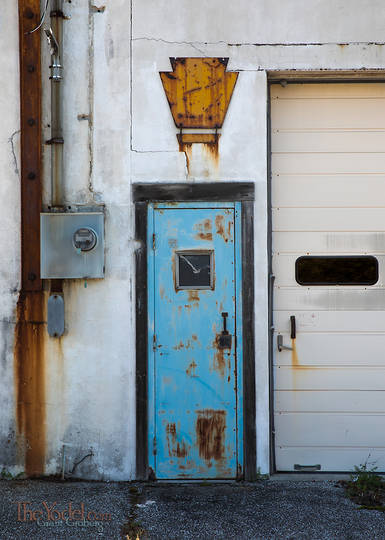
[270,473,351,482]
[155,479,237,484]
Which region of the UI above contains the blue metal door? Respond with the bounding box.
[148,202,243,479]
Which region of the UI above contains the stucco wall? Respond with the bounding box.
[0,1,21,474]
[1,0,385,479]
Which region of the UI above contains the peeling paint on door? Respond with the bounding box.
[148,203,243,479]
[196,409,226,461]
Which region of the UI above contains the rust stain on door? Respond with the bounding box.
[212,335,227,377]
[194,219,213,241]
[195,409,226,461]
[166,423,188,458]
[187,290,200,303]
[14,291,46,476]
[186,360,197,377]
[215,215,232,243]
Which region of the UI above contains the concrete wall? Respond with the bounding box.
[1,0,385,479]
[0,1,21,474]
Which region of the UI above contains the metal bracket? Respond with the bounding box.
[277,334,293,352]
[47,293,65,337]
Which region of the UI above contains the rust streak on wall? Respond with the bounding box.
[16,0,45,476]
[178,140,192,174]
[203,141,219,168]
[14,292,46,476]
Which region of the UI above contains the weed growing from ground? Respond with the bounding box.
[344,458,385,510]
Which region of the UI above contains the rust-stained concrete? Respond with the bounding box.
[14,291,46,476]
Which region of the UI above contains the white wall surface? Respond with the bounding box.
[0,1,21,474]
[1,0,385,479]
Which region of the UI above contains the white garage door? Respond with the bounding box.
[271,82,385,472]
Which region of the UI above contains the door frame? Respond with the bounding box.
[133,182,256,480]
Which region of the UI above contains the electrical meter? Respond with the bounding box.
[73,228,97,252]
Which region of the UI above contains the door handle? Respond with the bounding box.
[290,315,296,339]
[277,335,293,352]
[277,315,296,351]
[217,312,232,349]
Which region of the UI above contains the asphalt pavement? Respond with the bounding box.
[0,476,384,539]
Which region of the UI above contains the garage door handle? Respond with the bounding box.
[290,315,296,339]
[277,334,293,352]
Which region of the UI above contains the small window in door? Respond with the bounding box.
[176,250,214,290]
[295,255,378,286]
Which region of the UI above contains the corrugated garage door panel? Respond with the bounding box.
[273,132,385,153]
[271,83,385,99]
[272,154,385,175]
[275,289,385,312]
[275,366,385,391]
[278,449,385,472]
[272,99,385,130]
[274,310,385,333]
[273,176,385,208]
[276,390,385,413]
[273,208,385,231]
[275,414,385,446]
[273,232,385,254]
[271,83,385,472]
[275,334,385,366]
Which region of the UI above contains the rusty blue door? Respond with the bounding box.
[148,202,243,479]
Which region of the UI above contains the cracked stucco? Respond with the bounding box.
[8,130,20,177]
[133,37,385,48]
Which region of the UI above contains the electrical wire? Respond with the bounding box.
[26,0,50,34]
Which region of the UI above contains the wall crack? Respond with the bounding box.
[8,130,21,177]
[131,149,181,154]
[133,37,385,48]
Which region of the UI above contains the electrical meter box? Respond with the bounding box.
[40,213,104,279]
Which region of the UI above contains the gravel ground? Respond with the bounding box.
[0,478,384,539]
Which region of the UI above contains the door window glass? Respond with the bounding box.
[176,251,214,289]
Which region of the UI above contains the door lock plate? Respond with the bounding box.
[218,333,232,349]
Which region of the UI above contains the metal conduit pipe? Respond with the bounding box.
[45,0,65,338]
[45,0,64,207]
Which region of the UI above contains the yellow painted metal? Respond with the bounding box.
[177,133,220,144]
[160,58,238,129]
